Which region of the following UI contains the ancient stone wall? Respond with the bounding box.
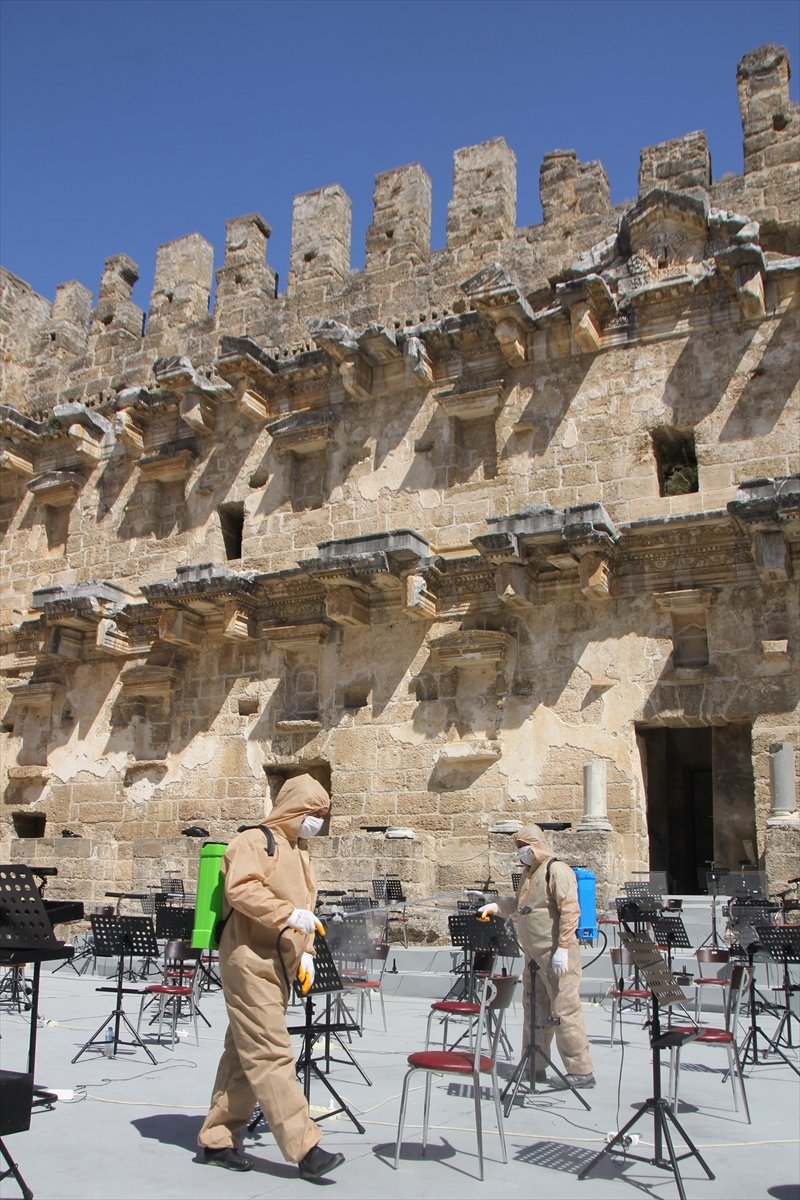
[1,45,798,922]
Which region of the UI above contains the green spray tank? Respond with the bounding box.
[191,841,228,950]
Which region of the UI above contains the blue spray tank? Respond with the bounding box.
[573,866,598,942]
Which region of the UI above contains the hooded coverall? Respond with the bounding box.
[198,773,330,1163]
[496,824,594,1077]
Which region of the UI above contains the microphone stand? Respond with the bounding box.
[578,925,714,1200]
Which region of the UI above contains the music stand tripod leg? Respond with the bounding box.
[502,959,591,1114]
[0,1138,34,1200]
[71,937,157,1065]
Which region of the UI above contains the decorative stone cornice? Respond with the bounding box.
[432,379,505,421]
[266,409,334,455]
[141,564,259,642]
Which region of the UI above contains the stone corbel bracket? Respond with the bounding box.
[461,263,538,364]
[473,502,619,601]
[137,441,198,484]
[0,405,43,477]
[152,355,234,435]
[555,274,617,353]
[51,402,116,465]
[214,335,281,423]
[562,504,620,601]
[728,475,800,583]
[713,242,766,319]
[141,563,260,644]
[114,381,199,482]
[307,318,402,404]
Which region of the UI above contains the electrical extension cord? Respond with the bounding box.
[606,1132,641,1147]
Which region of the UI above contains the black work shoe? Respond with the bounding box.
[564,1073,596,1089]
[201,1147,253,1171]
[298,1144,345,1181]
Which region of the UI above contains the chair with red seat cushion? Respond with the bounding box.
[394,973,518,1181]
[339,940,389,1032]
[668,963,751,1122]
[425,997,481,1051]
[694,946,732,1021]
[135,938,203,1048]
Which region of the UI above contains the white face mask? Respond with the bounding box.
[517,845,534,867]
[298,814,325,840]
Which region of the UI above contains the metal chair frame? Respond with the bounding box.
[668,963,751,1122]
[394,973,517,1181]
[136,939,205,1048]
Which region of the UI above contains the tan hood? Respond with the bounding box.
[263,773,330,841]
[515,823,553,870]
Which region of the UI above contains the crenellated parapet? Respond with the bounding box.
[2,44,796,421]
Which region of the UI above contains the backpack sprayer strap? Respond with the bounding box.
[215,826,276,945]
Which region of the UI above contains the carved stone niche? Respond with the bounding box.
[654,587,717,680]
[429,628,512,761]
[266,623,329,729]
[6,678,62,769]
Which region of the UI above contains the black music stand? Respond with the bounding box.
[444,912,519,1003]
[578,931,714,1200]
[741,926,800,1074]
[155,904,195,942]
[502,955,591,1114]
[249,931,366,1135]
[0,865,75,1200]
[440,914,518,1058]
[757,925,800,1051]
[72,915,157,1063]
[650,915,692,974]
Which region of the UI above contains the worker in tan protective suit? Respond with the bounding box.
[197,773,345,1180]
[480,824,595,1088]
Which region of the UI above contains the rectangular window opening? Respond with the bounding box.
[651,426,698,497]
[219,503,244,560]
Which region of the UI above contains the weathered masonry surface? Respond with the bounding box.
[1,44,798,920]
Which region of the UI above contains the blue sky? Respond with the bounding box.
[1,0,798,308]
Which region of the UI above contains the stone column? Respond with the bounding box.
[767,741,799,824]
[578,760,612,831]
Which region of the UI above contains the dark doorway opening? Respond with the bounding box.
[639,727,713,894]
[638,724,757,894]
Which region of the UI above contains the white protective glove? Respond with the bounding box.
[551,947,569,976]
[477,902,499,922]
[297,952,315,994]
[287,908,325,936]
